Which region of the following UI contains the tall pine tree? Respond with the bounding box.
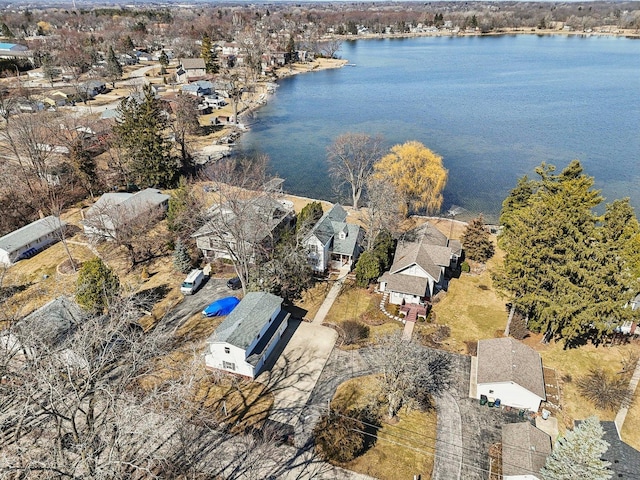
[461,214,494,263]
[493,161,640,346]
[113,84,179,188]
[540,416,612,480]
[105,46,122,88]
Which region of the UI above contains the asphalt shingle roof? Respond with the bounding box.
[600,421,640,478]
[502,422,551,477]
[0,216,66,256]
[477,337,546,400]
[212,292,283,350]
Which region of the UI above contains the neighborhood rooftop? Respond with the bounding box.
[0,216,66,254]
[477,337,546,400]
[501,422,551,477]
[211,292,283,350]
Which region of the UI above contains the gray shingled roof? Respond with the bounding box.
[211,292,283,350]
[20,296,86,346]
[502,422,551,477]
[0,216,66,255]
[599,421,640,478]
[85,189,169,233]
[379,272,429,297]
[332,223,361,257]
[180,58,206,70]
[308,204,348,245]
[477,338,546,400]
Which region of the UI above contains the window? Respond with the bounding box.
[222,361,235,371]
[224,347,230,354]
[309,244,318,254]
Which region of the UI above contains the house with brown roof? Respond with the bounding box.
[474,337,546,412]
[502,422,551,480]
[378,222,462,305]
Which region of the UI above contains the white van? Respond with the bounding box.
[180,269,204,295]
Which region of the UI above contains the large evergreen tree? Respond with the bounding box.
[113,84,179,188]
[105,45,123,88]
[493,161,640,346]
[201,33,217,74]
[461,214,494,263]
[76,258,120,313]
[540,416,612,480]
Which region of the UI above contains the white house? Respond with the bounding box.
[378,222,462,305]
[502,422,551,480]
[176,58,206,83]
[305,204,363,273]
[475,337,546,412]
[204,292,290,379]
[0,216,67,266]
[83,188,170,240]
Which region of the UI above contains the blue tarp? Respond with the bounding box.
[202,296,240,317]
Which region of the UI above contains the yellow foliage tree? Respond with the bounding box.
[374,141,448,215]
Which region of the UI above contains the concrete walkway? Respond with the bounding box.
[312,265,351,325]
[614,356,640,434]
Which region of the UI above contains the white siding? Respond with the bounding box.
[477,381,543,412]
[389,292,421,306]
[0,249,11,266]
[205,343,254,378]
[308,236,328,272]
[396,264,430,278]
[504,474,541,480]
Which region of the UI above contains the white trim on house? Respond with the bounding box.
[0,216,67,266]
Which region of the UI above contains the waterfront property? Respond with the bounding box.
[0,216,67,266]
[378,222,461,305]
[474,337,546,412]
[204,292,290,379]
[304,204,363,273]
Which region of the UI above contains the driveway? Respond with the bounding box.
[162,276,233,333]
[258,320,337,437]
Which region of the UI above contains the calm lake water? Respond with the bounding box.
[238,35,640,223]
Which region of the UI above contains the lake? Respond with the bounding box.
[237,35,640,223]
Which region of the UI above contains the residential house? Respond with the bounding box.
[176,58,206,83]
[502,422,551,480]
[474,337,546,412]
[192,196,294,262]
[83,188,170,240]
[80,80,107,99]
[0,216,67,266]
[598,421,640,478]
[181,80,214,97]
[204,292,290,379]
[0,42,30,59]
[378,222,462,305]
[1,296,87,363]
[42,91,68,107]
[305,204,363,273]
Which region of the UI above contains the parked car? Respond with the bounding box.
[227,276,242,290]
[202,296,240,317]
[180,269,204,295]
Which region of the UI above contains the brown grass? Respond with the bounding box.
[331,375,436,480]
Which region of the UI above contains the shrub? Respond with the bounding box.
[342,320,370,345]
[460,261,470,273]
[314,409,365,462]
[577,368,629,411]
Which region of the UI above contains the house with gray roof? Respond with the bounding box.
[193,196,294,262]
[305,204,363,273]
[378,221,462,305]
[83,188,170,240]
[502,422,551,480]
[204,292,290,379]
[0,216,67,266]
[176,58,206,83]
[595,421,640,478]
[475,337,546,412]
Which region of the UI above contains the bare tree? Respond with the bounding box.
[362,176,403,250]
[0,293,175,479]
[82,200,167,268]
[319,38,343,59]
[327,133,384,210]
[371,332,451,419]
[170,93,200,172]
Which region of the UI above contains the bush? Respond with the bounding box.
[314,409,365,462]
[460,261,470,273]
[577,369,629,411]
[342,320,370,345]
